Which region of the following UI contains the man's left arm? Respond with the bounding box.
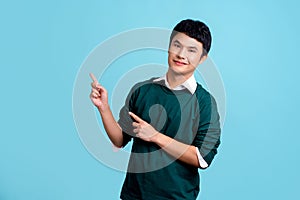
[129,112,215,169]
[151,132,201,168]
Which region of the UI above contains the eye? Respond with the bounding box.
[188,49,196,53]
[173,43,180,48]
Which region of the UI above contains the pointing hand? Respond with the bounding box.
[129,112,159,142]
[89,73,108,111]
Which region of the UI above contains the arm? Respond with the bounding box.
[153,133,201,168]
[89,73,123,147]
[193,94,221,167]
[129,112,201,168]
[128,93,221,168]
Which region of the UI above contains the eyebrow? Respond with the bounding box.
[173,39,198,50]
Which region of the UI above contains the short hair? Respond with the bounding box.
[170,19,212,55]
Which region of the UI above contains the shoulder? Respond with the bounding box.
[130,77,160,92]
[195,83,217,107]
[127,77,160,98]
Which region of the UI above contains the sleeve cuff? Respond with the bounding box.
[196,147,208,168]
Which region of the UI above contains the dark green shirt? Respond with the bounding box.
[118,78,221,200]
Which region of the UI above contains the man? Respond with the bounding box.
[90,19,221,200]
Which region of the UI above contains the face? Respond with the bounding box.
[168,32,207,78]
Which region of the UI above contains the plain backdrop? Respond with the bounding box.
[0,0,299,199]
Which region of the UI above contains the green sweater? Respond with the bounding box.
[118,78,221,200]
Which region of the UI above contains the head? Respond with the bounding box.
[167,19,212,78]
[170,19,212,57]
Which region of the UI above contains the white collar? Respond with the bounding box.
[153,74,197,94]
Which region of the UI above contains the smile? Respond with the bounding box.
[173,60,188,66]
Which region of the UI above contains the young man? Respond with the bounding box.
[90,19,221,200]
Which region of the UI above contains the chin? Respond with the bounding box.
[169,67,186,76]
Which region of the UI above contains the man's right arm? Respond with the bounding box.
[98,106,123,148]
[89,73,124,148]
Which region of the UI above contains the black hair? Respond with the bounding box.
[170,19,212,55]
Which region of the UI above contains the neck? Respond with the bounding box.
[166,70,192,89]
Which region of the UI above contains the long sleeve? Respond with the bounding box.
[117,83,140,147]
[192,93,221,167]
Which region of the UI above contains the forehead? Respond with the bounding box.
[171,32,203,49]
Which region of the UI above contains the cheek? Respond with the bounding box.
[168,52,176,60]
[168,49,176,56]
[188,56,200,65]
[169,45,183,56]
[167,54,173,65]
[167,53,171,61]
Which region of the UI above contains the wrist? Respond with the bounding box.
[151,131,162,144]
[98,103,110,114]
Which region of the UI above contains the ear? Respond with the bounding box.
[198,54,208,65]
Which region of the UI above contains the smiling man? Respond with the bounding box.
[90,19,221,200]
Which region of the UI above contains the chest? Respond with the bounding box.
[132,88,199,143]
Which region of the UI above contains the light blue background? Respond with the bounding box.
[1,0,299,199]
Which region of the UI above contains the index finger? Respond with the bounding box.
[129,112,144,123]
[89,73,98,83]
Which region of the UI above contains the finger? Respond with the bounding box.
[89,73,98,83]
[92,92,100,98]
[91,82,101,90]
[92,88,100,96]
[90,93,98,99]
[98,85,107,93]
[132,122,139,127]
[129,112,144,123]
[133,128,139,133]
[90,92,99,98]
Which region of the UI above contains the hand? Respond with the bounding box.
[129,112,159,142]
[89,73,108,112]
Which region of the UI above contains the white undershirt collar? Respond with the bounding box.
[153,74,197,94]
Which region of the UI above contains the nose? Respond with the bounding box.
[177,48,186,59]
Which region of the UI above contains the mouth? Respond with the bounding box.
[173,60,188,66]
